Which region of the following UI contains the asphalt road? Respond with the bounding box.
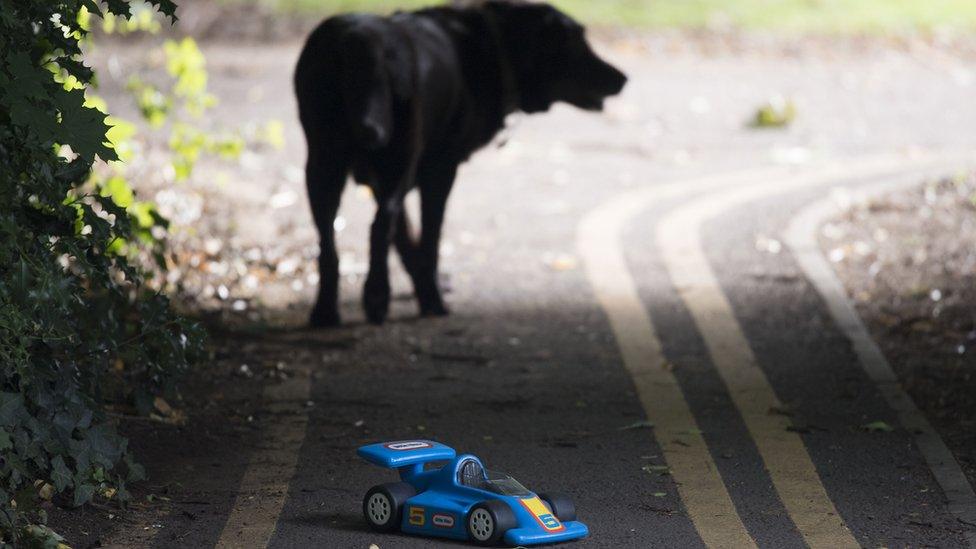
[95,37,976,548]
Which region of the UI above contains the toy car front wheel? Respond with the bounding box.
[363,482,416,532]
[539,492,577,522]
[466,500,515,546]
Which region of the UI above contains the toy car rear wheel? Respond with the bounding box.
[539,492,577,522]
[466,500,515,546]
[363,482,416,532]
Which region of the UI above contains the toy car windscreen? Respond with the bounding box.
[458,459,532,497]
[484,470,533,497]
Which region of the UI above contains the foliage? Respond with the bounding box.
[749,96,796,129]
[95,34,245,261]
[224,0,976,35]
[0,1,206,546]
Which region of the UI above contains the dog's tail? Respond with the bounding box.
[339,32,393,151]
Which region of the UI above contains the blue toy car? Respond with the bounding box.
[357,440,588,546]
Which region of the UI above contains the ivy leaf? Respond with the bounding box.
[0,392,26,427]
[68,438,92,473]
[0,428,12,451]
[56,88,117,162]
[71,481,96,508]
[85,422,125,466]
[50,456,72,492]
[125,454,146,482]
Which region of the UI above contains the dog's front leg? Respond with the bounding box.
[305,141,348,328]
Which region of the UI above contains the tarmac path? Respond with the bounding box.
[92,39,976,548]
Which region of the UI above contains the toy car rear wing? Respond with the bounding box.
[358,440,457,479]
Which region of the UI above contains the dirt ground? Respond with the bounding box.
[824,174,976,483]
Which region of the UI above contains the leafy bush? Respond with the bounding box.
[0,1,205,544]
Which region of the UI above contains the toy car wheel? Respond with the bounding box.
[466,500,515,546]
[363,482,416,532]
[539,492,577,522]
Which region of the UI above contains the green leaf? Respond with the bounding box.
[50,456,72,492]
[125,454,146,482]
[3,51,51,99]
[85,423,125,466]
[55,88,117,162]
[861,421,895,433]
[71,482,96,508]
[0,392,26,427]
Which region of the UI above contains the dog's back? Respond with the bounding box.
[295,15,398,151]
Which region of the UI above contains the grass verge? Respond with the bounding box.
[219,0,976,34]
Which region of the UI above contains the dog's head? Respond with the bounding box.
[485,1,627,113]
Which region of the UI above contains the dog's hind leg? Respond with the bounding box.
[363,180,413,325]
[393,205,421,280]
[306,143,347,327]
[415,160,458,317]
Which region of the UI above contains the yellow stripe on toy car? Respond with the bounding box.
[519,497,565,532]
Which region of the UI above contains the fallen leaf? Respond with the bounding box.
[750,95,797,129]
[642,464,671,476]
[153,397,173,416]
[619,420,655,431]
[861,421,895,433]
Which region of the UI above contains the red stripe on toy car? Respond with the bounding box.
[519,497,565,532]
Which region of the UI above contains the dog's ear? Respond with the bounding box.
[482,1,576,112]
[482,1,627,113]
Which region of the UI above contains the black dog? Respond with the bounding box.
[295,0,627,326]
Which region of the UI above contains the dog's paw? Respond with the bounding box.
[363,278,391,325]
[309,306,341,328]
[420,300,450,317]
[364,298,389,325]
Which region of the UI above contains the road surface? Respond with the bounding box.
[95,37,976,548]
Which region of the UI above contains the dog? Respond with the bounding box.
[294,0,627,326]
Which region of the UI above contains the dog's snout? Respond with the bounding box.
[608,66,627,95]
[613,69,627,95]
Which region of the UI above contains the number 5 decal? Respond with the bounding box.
[409,506,426,526]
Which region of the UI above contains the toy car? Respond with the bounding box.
[357,440,588,546]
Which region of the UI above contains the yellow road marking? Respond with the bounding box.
[580,168,797,549]
[655,155,947,548]
[215,371,311,549]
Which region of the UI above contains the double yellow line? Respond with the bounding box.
[579,156,965,548]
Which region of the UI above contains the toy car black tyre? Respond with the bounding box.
[466,500,516,546]
[363,482,416,532]
[539,492,577,522]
